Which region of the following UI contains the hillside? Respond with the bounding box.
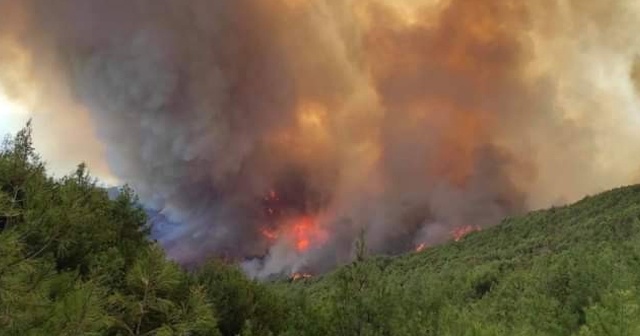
[280,185,640,335]
[2,124,640,335]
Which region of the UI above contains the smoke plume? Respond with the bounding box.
[1,0,639,276]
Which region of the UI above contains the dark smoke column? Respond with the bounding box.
[4,0,639,277]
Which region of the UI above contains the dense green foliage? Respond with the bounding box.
[286,183,640,335]
[0,124,283,335]
[2,123,640,335]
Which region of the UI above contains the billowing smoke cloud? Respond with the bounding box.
[1,0,640,277]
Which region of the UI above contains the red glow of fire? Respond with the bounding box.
[291,216,328,252]
[260,227,279,241]
[264,190,279,202]
[451,225,481,242]
[415,243,427,252]
[259,216,328,252]
[291,272,312,281]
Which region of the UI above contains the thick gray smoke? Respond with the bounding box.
[1,0,640,277]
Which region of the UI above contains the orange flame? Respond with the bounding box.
[451,225,481,242]
[259,215,328,252]
[414,243,427,252]
[291,216,328,252]
[291,272,312,281]
[260,227,279,241]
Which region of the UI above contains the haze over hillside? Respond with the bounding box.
[3,128,640,334]
[0,0,640,276]
[281,184,640,334]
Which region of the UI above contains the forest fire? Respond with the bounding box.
[259,187,329,254]
[260,227,279,241]
[291,216,328,252]
[5,0,640,278]
[452,226,482,242]
[260,216,329,253]
[413,226,481,253]
[290,272,313,281]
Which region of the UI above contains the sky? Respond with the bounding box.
[0,88,119,185]
[0,91,29,138]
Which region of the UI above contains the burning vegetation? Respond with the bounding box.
[414,225,481,252]
[259,188,329,253]
[452,225,482,242]
[414,243,427,253]
[0,0,640,277]
[3,123,640,335]
[259,215,329,253]
[290,272,313,282]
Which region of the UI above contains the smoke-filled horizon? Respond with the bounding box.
[1,0,640,277]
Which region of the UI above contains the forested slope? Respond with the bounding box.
[285,184,640,335]
[2,123,640,335]
[0,124,285,335]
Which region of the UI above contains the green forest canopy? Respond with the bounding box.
[2,123,640,335]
